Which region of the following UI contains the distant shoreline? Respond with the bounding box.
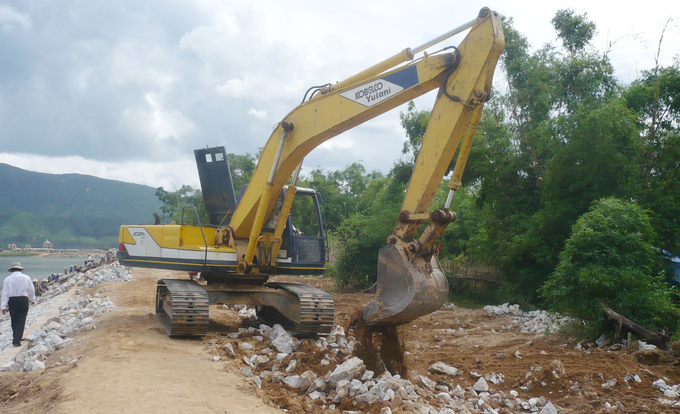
[0,249,107,258]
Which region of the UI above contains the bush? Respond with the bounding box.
[541,197,680,335]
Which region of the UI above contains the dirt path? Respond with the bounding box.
[0,268,282,414]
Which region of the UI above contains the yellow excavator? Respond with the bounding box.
[118,7,504,337]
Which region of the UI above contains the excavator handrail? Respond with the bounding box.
[180,205,209,267]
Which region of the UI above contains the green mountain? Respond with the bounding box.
[0,163,162,249]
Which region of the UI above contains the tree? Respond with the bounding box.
[155,185,207,225]
[228,152,257,192]
[332,176,403,290]
[551,9,596,54]
[626,65,680,253]
[541,198,679,334]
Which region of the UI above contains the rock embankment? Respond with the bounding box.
[0,262,132,371]
[209,307,565,414]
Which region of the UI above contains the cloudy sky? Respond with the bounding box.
[1,0,677,190]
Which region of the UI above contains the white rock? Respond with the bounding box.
[429,361,458,376]
[251,354,269,367]
[271,333,297,354]
[473,377,489,392]
[239,366,253,378]
[239,342,254,351]
[308,390,324,400]
[223,343,236,358]
[418,375,436,390]
[436,392,455,404]
[361,370,374,381]
[30,360,46,371]
[652,379,668,391]
[286,359,297,373]
[299,370,317,392]
[539,401,558,414]
[329,357,365,387]
[284,375,301,389]
[1,361,21,372]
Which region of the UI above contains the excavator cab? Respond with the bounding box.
[267,187,326,274]
[197,145,327,274]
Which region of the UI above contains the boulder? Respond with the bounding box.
[329,357,366,387]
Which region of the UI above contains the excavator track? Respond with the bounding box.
[156,279,210,337]
[261,282,335,337]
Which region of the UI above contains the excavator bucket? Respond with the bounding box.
[363,244,448,325]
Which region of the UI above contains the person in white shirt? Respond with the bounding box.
[1,262,36,347]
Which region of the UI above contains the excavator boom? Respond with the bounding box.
[229,8,504,326]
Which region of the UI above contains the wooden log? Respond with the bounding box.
[600,303,670,349]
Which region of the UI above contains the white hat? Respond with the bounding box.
[8,262,24,271]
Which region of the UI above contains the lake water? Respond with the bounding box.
[0,255,89,288]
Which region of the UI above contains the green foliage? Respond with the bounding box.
[459,12,636,302]
[551,9,597,54]
[299,163,384,232]
[155,185,208,226]
[626,66,680,253]
[228,152,257,192]
[332,177,403,290]
[399,101,431,162]
[541,198,680,333]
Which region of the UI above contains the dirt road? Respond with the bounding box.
[0,268,282,414]
[1,268,679,413]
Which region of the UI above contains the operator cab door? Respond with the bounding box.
[242,185,326,274]
[286,187,326,274]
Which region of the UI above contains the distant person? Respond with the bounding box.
[1,262,36,347]
[32,279,42,297]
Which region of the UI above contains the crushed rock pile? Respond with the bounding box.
[0,262,132,371]
[483,303,573,334]
[210,308,563,414]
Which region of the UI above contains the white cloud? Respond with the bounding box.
[0,152,199,189]
[247,108,267,119]
[216,77,250,98]
[0,4,31,31]
[143,93,198,142]
[319,136,354,151]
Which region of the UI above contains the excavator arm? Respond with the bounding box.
[228,8,505,326]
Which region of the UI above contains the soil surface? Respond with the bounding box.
[1,268,679,413]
